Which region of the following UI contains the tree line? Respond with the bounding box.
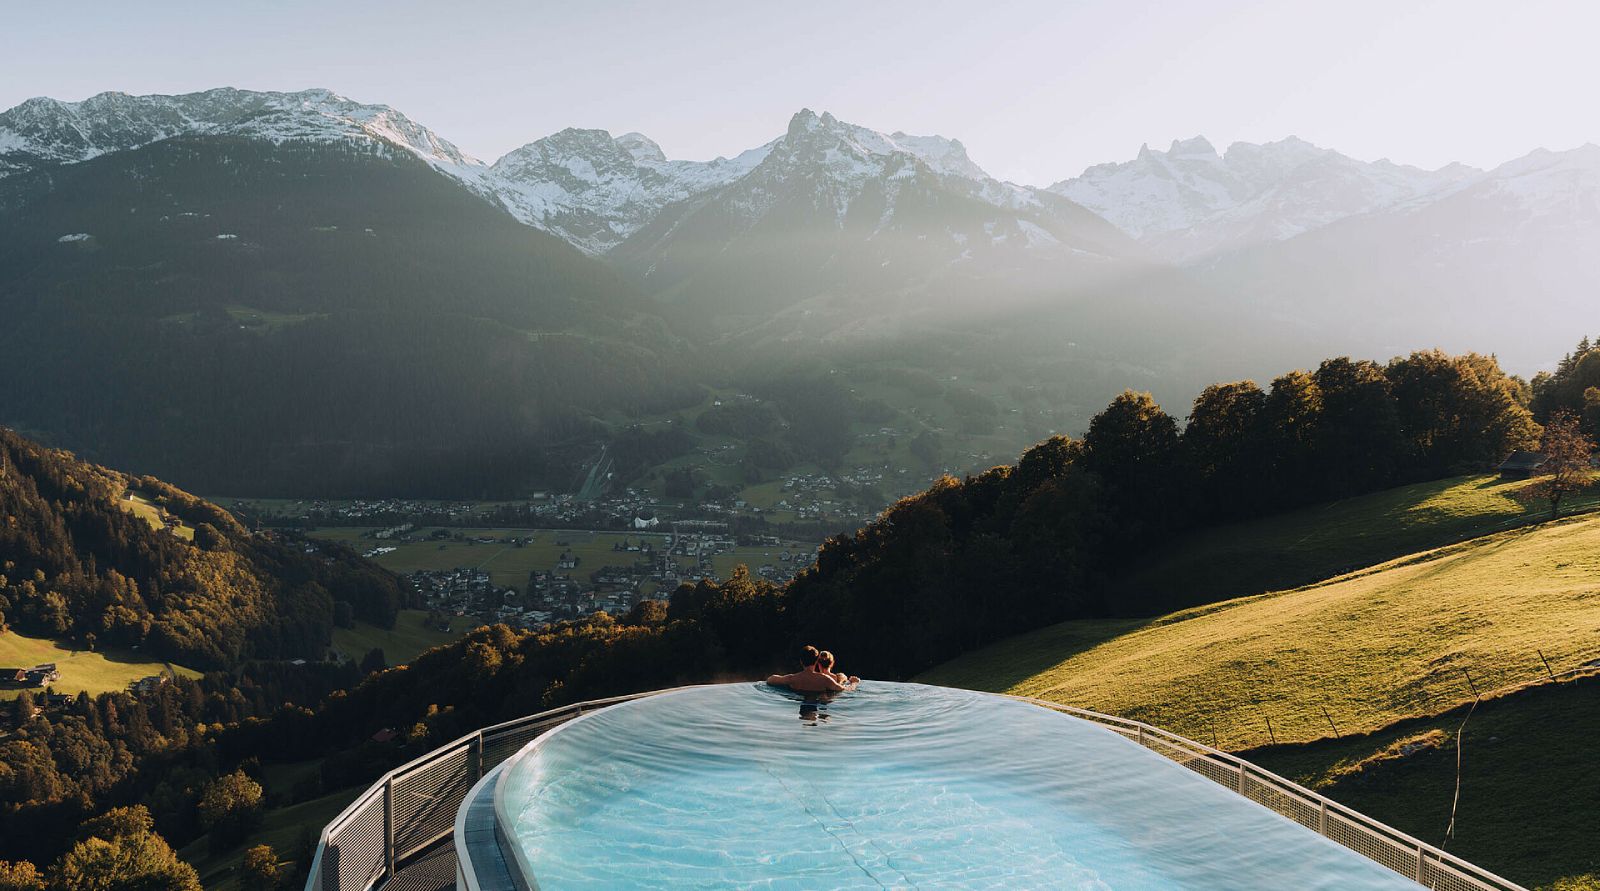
[1531,334,1600,435]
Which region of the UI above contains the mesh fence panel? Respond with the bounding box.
[1242,772,1322,831]
[1325,810,1421,880]
[1187,755,1244,791]
[484,722,551,769]
[321,790,386,891]
[1423,855,1504,891]
[392,743,473,859]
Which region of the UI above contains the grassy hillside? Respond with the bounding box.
[1247,671,1600,889]
[119,488,195,541]
[1118,472,1600,610]
[922,511,1600,748]
[329,609,464,666]
[0,631,200,699]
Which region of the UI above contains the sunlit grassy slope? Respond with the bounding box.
[921,512,1600,749]
[1119,472,1599,609]
[118,488,195,541]
[0,631,201,699]
[329,608,464,666]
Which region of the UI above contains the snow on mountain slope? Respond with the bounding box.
[1475,143,1600,218]
[654,109,1118,245]
[1051,136,1477,259]
[1191,142,1600,371]
[609,109,1136,318]
[0,88,483,180]
[1053,136,1251,238]
[487,128,772,254]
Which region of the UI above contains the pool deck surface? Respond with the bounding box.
[382,840,455,891]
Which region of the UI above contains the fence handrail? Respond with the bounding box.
[305,686,693,891]
[309,684,1530,891]
[1008,695,1527,891]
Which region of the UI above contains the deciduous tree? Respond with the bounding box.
[1525,410,1596,518]
[239,844,281,891]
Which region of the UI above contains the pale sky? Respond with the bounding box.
[5,0,1598,184]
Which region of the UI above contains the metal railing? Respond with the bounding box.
[307,685,1528,891]
[1009,695,1527,891]
[303,689,674,891]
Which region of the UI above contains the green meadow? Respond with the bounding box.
[0,631,201,699]
[923,511,1600,749]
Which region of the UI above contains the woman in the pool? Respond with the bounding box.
[766,645,858,692]
[815,650,859,687]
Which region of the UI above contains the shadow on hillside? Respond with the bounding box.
[1243,671,1600,889]
[923,617,1152,691]
[33,637,171,668]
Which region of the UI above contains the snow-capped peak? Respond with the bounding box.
[781,108,994,183]
[1167,135,1219,160]
[0,87,483,179]
[615,132,667,163]
[1051,134,1482,255]
[1465,143,1600,217]
[485,126,772,254]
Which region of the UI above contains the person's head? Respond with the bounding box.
[800,644,820,670]
[817,650,835,672]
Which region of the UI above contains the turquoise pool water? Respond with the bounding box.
[498,682,1418,889]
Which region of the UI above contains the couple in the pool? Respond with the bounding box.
[765,644,860,693]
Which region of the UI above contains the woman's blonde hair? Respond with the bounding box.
[817,650,836,670]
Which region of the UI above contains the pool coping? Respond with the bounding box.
[455,763,519,891]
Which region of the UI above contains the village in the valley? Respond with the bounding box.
[207,421,982,636]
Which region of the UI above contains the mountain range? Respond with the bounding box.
[2,87,1596,495]
[10,88,1579,270]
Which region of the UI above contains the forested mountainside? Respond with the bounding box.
[0,136,700,496]
[0,427,402,666]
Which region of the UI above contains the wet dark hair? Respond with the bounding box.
[801,644,820,668]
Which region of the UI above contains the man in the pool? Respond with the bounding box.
[765,645,858,692]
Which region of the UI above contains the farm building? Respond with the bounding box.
[1497,450,1546,480]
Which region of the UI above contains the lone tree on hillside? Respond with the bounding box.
[1526,410,1596,518]
[239,844,282,891]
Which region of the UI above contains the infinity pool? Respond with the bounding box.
[497,682,1417,889]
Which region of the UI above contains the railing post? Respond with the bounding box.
[1237,762,1247,794]
[1415,844,1425,882]
[383,775,395,879]
[473,730,484,779]
[1136,726,1145,747]
[1318,800,1327,836]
